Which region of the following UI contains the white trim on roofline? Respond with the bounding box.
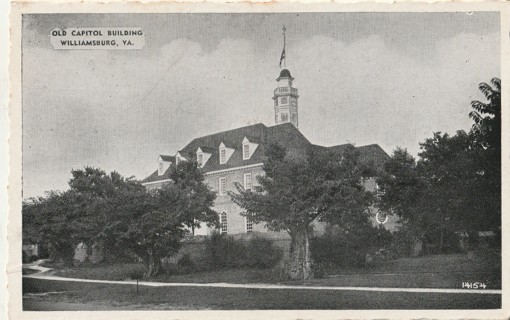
[204,163,264,176]
[142,179,172,186]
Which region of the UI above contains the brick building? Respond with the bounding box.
[142,67,398,237]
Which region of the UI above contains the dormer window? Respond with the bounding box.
[196,147,212,168]
[242,137,259,161]
[218,142,235,165]
[243,144,250,160]
[220,148,226,164]
[175,152,187,167]
[157,155,174,176]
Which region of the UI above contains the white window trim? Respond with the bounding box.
[219,142,235,164]
[241,137,259,160]
[244,173,252,190]
[245,216,253,233]
[220,212,228,234]
[219,148,227,164]
[196,147,212,168]
[376,211,389,224]
[219,177,227,195]
[157,156,172,176]
[158,161,164,176]
[243,144,250,160]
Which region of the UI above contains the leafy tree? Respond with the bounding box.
[117,185,185,277]
[23,190,86,266]
[376,148,423,220]
[23,164,217,278]
[469,77,501,231]
[169,160,218,235]
[377,78,501,251]
[470,78,501,151]
[417,130,478,248]
[229,144,373,280]
[68,167,147,261]
[116,162,217,277]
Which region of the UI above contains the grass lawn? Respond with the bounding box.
[23,277,501,310]
[53,249,501,290]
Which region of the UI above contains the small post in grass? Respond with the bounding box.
[130,270,143,301]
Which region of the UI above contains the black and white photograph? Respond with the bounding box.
[7,3,508,317]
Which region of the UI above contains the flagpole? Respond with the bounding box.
[280,25,287,69]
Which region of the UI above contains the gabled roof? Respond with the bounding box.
[142,166,172,184]
[356,144,390,168]
[243,135,262,144]
[179,123,270,172]
[197,146,215,154]
[159,155,175,162]
[143,122,389,183]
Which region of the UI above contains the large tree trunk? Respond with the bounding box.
[142,248,161,278]
[286,227,313,280]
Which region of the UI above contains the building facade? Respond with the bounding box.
[142,67,398,237]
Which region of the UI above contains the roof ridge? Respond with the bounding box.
[189,123,267,143]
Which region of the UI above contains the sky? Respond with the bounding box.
[22,12,500,199]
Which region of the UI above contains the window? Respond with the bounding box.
[243,144,250,160]
[376,211,388,224]
[244,173,252,190]
[158,161,164,175]
[245,217,253,233]
[220,212,228,234]
[281,113,289,122]
[281,97,288,104]
[197,154,203,167]
[219,177,226,195]
[220,148,226,164]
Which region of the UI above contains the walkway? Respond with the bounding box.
[23,261,501,295]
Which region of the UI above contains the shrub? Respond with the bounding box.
[245,237,282,269]
[206,232,247,268]
[129,269,144,280]
[311,262,326,279]
[311,224,396,268]
[204,233,283,270]
[177,253,194,268]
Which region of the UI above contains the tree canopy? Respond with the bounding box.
[229,144,374,279]
[23,163,217,277]
[377,78,501,250]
